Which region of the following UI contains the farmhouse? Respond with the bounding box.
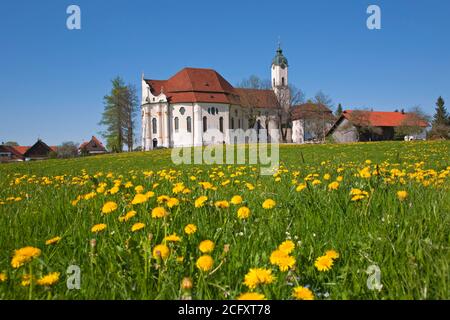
[327,110,429,143]
[291,103,335,143]
[0,139,57,162]
[78,136,107,155]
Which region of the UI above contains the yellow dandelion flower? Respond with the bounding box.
[214,200,230,209]
[397,190,408,201]
[323,173,331,180]
[325,250,340,260]
[36,272,60,286]
[102,201,118,214]
[195,196,208,208]
[118,210,136,222]
[131,193,147,205]
[152,244,170,260]
[296,183,307,192]
[91,223,107,233]
[184,224,197,235]
[230,195,243,205]
[237,206,251,219]
[270,249,288,265]
[237,292,266,300]
[278,240,295,254]
[328,181,339,191]
[45,236,61,245]
[199,240,215,253]
[131,222,145,232]
[109,186,119,195]
[262,199,276,209]
[164,233,182,242]
[166,197,179,208]
[157,195,170,203]
[145,191,155,198]
[196,255,214,272]
[134,185,144,193]
[314,255,334,272]
[277,255,296,272]
[293,286,314,300]
[151,207,168,219]
[11,246,41,269]
[0,272,8,282]
[21,274,33,287]
[243,268,275,289]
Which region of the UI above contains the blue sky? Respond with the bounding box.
[1,0,449,146]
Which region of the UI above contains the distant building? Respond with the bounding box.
[0,139,57,162]
[78,136,107,155]
[327,110,428,143]
[291,103,336,143]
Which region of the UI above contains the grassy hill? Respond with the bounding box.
[0,140,449,299]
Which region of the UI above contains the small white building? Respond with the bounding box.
[141,47,291,150]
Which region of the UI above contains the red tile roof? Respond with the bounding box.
[291,103,335,121]
[11,146,30,155]
[144,67,277,108]
[342,110,429,127]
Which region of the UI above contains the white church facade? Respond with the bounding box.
[141,47,316,150]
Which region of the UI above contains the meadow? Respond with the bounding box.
[0,140,449,300]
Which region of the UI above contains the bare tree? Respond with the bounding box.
[275,84,305,142]
[314,90,334,110]
[395,106,429,138]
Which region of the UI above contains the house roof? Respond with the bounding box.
[144,67,278,108]
[79,136,106,151]
[0,145,25,158]
[234,88,280,109]
[9,141,57,156]
[341,110,429,127]
[291,103,335,121]
[327,110,429,136]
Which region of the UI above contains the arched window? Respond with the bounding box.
[174,117,179,132]
[152,118,157,134]
[186,116,192,133]
[282,77,285,86]
[203,116,207,132]
[238,119,241,129]
[231,117,235,130]
[273,78,275,86]
[219,117,224,133]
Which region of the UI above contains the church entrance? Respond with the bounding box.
[152,138,158,148]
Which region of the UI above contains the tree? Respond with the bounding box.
[335,103,343,117]
[313,90,334,110]
[236,75,271,90]
[432,96,449,126]
[275,84,305,142]
[57,142,79,158]
[347,109,382,141]
[394,106,429,139]
[99,77,138,152]
[430,96,450,139]
[3,141,19,146]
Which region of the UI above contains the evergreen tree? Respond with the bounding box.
[432,96,449,126]
[335,103,343,117]
[430,96,450,139]
[99,77,138,152]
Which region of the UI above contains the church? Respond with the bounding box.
[141,47,314,150]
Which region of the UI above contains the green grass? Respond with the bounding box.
[0,140,449,300]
